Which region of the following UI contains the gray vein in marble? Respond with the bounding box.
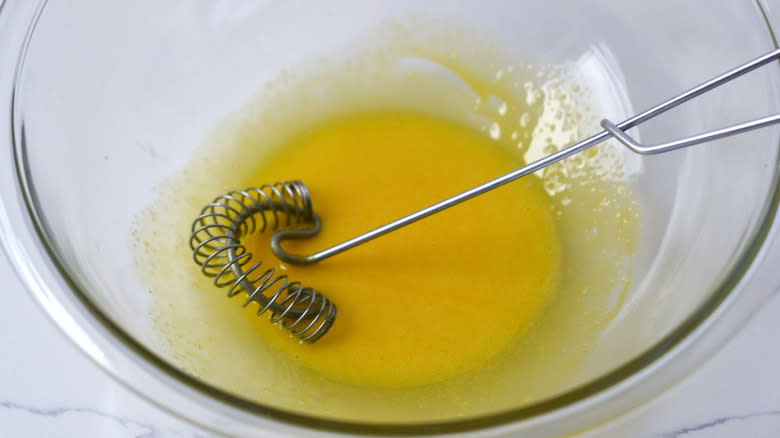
[0,399,212,438]
[656,410,780,438]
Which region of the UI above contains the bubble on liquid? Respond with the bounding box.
[542,170,569,196]
[525,82,544,106]
[568,154,584,168]
[489,122,501,140]
[519,112,532,127]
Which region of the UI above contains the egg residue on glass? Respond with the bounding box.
[133,20,639,422]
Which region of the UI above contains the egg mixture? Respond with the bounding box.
[134,21,639,421]
[245,111,560,387]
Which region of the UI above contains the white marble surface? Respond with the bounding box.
[1,256,780,438]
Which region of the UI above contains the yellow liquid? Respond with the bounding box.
[245,111,561,387]
[134,21,640,422]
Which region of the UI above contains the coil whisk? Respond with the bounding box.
[189,181,336,342]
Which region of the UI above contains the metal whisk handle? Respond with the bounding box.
[272,48,780,265]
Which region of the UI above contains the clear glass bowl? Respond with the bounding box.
[1,0,780,436]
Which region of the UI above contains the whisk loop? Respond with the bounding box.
[189,182,334,342]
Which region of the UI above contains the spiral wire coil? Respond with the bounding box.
[189,181,336,342]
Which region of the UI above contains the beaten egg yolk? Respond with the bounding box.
[244,111,561,388]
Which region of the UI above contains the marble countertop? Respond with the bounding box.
[2,257,780,437]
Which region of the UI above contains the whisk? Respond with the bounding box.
[190,182,335,342]
[191,48,780,342]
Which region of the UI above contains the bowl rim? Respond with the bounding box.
[4,0,780,435]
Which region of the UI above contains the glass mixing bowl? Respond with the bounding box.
[2,0,780,436]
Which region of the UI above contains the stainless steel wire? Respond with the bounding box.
[270,48,780,265]
[189,181,335,342]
